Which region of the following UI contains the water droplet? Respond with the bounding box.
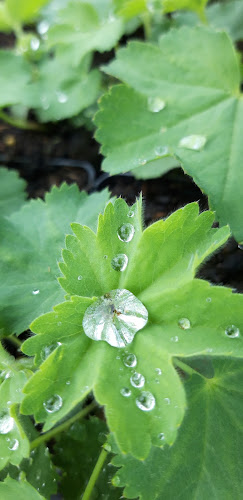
[138,158,147,166]
[37,20,49,35]
[7,438,19,451]
[0,370,11,382]
[123,353,137,368]
[41,95,50,110]
[0,410,14,434]
[155,146,169,157]
[57,322,62,326]
[155,368,162,376]
[171,336,179,342]
[206,297,212,303]
[41,343,59,361]
[56,91,68,103]
[148,97,166,113]
[77,275,82,280]
[178,318,191,330]
[32,289,40,295]
[104,255,108,259]
[120,387,131,397]
[82,289,148,348]
[117,223,135,243]
[43,394,63,413]
[136,391,155,412]
[30,37,40,51]
[111,254,128,272]
[225,325,240,338]
[179,134,206,151]
[127,210,134,218]
[66,380,71,385]
[130,372,145,388]
[164,397,170,405]
[158,432,165,441]
[112,476,121,487]
[238,244,243,250]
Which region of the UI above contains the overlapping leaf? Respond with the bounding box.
[0,51,32,107]
[0,167,26,217]
[21,198,243,459]
[95,25,243,241]
[112,357,243,499]
[0,183,110,336]
[0,476,45,499]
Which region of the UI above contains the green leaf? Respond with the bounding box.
[0,167,26,217]
[21,199,243,460]
[0,345,30,471]
[0,476,45,500]
[45,2,124,66]
[53,417,120,500]
[163,0,208,17]
[96,25,243,241]
[112,357,243,499]
[0,184,110,336]
[22,445,58,498]
[6,0,50,23]
[0,51,32,107]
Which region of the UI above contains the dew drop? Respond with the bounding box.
[111,254,128,272]
[82,289,148,348]
[123,353,137,368]
[170,336,179,342]
[56,91,68,103]
[112,476,121,487]
[155,368,162,376]
[43,394,63,413]
[127,210,134,218]
[130,372,145,388]
[178,318,191,330]
[41,95,50,111]
[158,432,165,441]
[206,297,212,303]
[117,223,135,243]
[0,370,11,382]
[155,146,169,157]
[30,37,40,51]
[66,380,71,385]
[138,158,147,166]
[148,97,166,113]
[164,397,170,405]
[104,255,108,259]
[0,410,14,434]
[57,322,62,326]
[7,438,19,451]
[120,387,131,397]
[77,275,83,280]
[179,134,206,151]
[225,325,240,338]
[37,20,49,35]
[136,391,155,412]
[32,289,40,295]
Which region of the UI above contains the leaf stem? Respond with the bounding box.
[9,335,22,348]
[0,109,45,132]
[142,12,151,39]
[197,7,208,24]
[81,448,108,500]
[173,358,197,377]
[30,400,96,450]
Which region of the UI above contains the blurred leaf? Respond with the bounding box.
[0,168,26,217]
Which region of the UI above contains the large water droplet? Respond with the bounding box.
[178,318,191,330]
[82,289,148,348]
[7,438,19,451]
[43,394,63,413]
[117,223,135,243]
[37,20,49,35]
[56,91,68,103]
[120,387,131,397]
[30,37,40,51]
[138,158,147,166]
[155,146,169,157]
[32,289,40,295]
[111,254,128,272]
[225,325,240,338]
[123,352,137,367]
[136,391,155,412]
[179,134,206,151]
[130,372,145,388]
[148,97,166,113]
[0,410,14,434]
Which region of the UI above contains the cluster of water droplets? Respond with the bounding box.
[119,353,156,413]
[110,212,136,272]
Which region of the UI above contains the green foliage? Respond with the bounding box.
[0,167,27,217]
[112,357,243,499]
[0,476,45,499]
[163,0,208,18]
[0,183,110,336]
[0,0,49,31]
[96,25,243,242]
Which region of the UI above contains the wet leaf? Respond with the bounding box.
[0,167,26,217]
[0,476,45,499]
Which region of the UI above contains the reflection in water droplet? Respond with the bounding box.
[136,391,155,412]
[43,394,63,413]
[206,297,212,303]
[37,20,49,35]
[225,325,240,338]
[130,372,145,388]
[120,387,131,397]
[82,289,148,348]
[7,438,19,451]
[158,432,165,441]
[155,368,162,376]
[164,398,170,405]
[171,336,179,342]
[56,91,68,103]
[124,353,137,368]
[0,410,14,434]
[155,146,169,157]
[178,318,191,330]
[117,223,135,243]
[32,289,40,295]
[148,97,166,113]
[111,254,128,272]
[77,275,82,280]
[127,210,134,218]
[138,158,147,166]
[41,343,60,361]
[30,37,40,51]
[179,134,206,151]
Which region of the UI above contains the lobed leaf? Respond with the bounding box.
[0,476,45,500]
[95,25,243,241]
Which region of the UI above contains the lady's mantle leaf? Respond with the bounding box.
[0,184,110,336]
[95,25,243,241]
[21,199,243,459]
[0,476,45,500]
[112,357,243,499]
[0,167,27,217]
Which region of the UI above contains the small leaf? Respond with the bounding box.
[0,476,45,499]
[0,167,27,217]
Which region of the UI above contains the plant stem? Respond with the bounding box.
[82,448,108,500]
[197,7,208,24]
[9,335,22,348]
[173,357,198,377]
[0,109,45,132]
[30,400,96,450]
[142,12,151,39]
